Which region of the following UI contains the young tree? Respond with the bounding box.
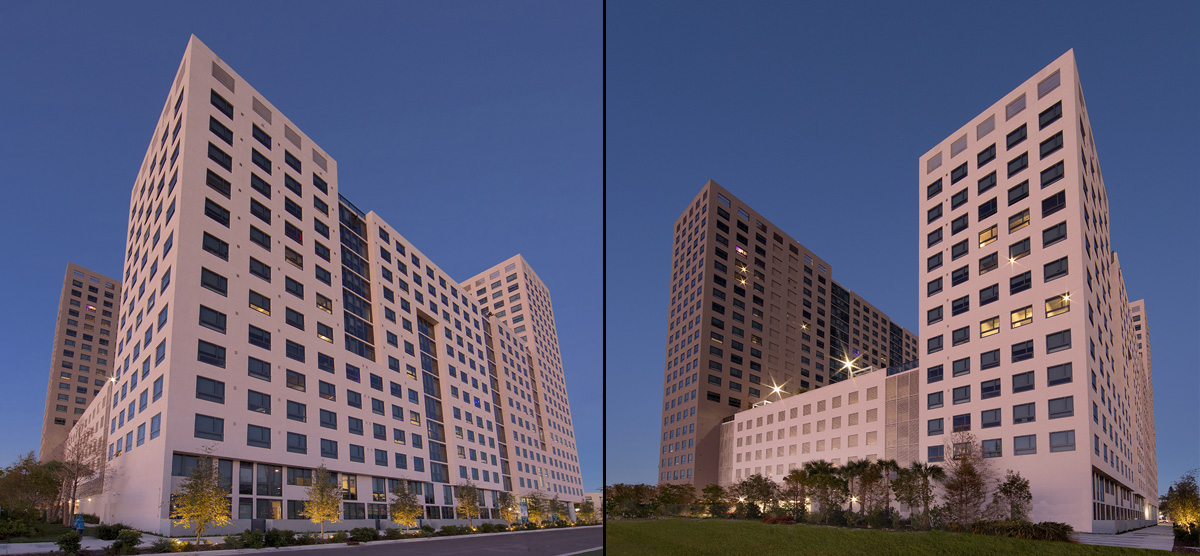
[875,459,901,515]
[524,491,548,524]
[891,467,922,524]
[939,433,992,528]
[305,465,342,537]
[577,499,596,524]
[57,427,103,525]
[1162,469,1200,528]
[699,484,729,517]
[781,468,809,520]
[454,480,481,527]
[388,480,424,534]
[653,483,695,516]
[908,461,945,529]
[548,494,568,523]
[171,456,231,544]
[0,452,61,519]
[734,473,778,515]
[496,491,521,525]
[988,470,1032,522]
[840,459,873,514]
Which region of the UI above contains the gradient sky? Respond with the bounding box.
[0,2,601,492]
[606,0,1199,494]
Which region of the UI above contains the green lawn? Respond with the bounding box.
[606,518,1163,556]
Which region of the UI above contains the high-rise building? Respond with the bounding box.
[465,255,583,501]
[69,35,581,534]
[917,49,1156,532]
[38,263,121,462]
[659,180,918,487]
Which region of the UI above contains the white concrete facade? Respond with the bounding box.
[67,35,579,535]
[917,50,1156,533]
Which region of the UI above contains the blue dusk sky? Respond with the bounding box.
[606,0,1199,494]
[0,2,601,492]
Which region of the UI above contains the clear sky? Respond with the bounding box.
[606,0,1199,494]
[0,2,601,493]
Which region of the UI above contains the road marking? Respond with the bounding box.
[554,546,603,556]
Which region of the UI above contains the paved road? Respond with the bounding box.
[1074,523,1174,551]
[267,527,602,556]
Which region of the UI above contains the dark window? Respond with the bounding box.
[287,432,307,454]
[286,308,305,330]
[927,253,942,272]
[252,124,272,149]
[1046,329,1071,353]
[927,365,943,383]
[285,277,303,298]
[927,203,943,223]
[928,392,943,409]
[1044,256,1069,281]
[320,439,337,458]
[1014,434,1036,455]
[200,268,228,296]
[951,296,970,316]
[286,340,305,362]
[249,290,271,315]
[197,340,226,368]
[951,326,970,346]
[1013,402,1035,424]
[285,222,303,244]
[1006,124,1026,149]
[1040,161,1065,187]
[927,278,943,296]
[1048,396,1073,419]
[285,150,302,173]
[979,253,998,275]
[1047,363,1072,386]
[194,414,224,441]
[198,305,227,333]
[210,89,233,118]
[285,175,302,196]
[952,357,970,377]
[951,265,969,286]
[320,409,337,429]
[1012,371,1035,393]
[251,149,272,174]
[981,349,1000,370]
[1042,191,1066,217]
[250,199,271,223]
[951,240,969,260]
[202,233,229,260]
[250,226,272,251]
[247,390,271,414]
[1040,132,1063,158]
[981,379,1001,399]
[950,163,968,184]
[247,425,271,448]
[1049,430,1074,452]
[249,258,271,282]
[1007,180,1029,205]
[1012,341,1034,363]
[951,214,968,234]
[1010,271,1032,294]
[977,144,996,167]
[1009,238,1030,260]
[977,171,996,194]
[196,376,225,403]
[314,175,329,194]
[248,356,271,381]
[1043,222,1067,247]
[285,197,303,219]
[1039,101,1062,129]
[952,413,971,432]
[287,401,307,423]
[1007,153,1028,177]
[928,418,944,436]
[982,438,1002,457]
[979,284,999,306]
[927,178,943,199]
[927,306,943,325]
[978,198,997,220]
[951,189,968,210]
[927,228,943,247]
[206,170,231,198]
[927,335,943,354]
[205,198,230,227]
[251,173,272,199]
[207,143,232,171]
[248,325,271,350]
[209,116,233,145]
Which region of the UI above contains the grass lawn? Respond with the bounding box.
[2,521,98,543]
[606,518,1164,556]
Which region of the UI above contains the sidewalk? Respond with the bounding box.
[1074,523,1175,552]
[0,525,602,555]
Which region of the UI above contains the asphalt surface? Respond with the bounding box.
[261,527,602,555]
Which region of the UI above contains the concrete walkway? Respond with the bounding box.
[1074,523,1175,551]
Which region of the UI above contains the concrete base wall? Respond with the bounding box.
[1089,519,1157,535]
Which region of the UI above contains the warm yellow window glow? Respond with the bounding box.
[1009,209,1030,233]
[1046,294,1071,317]
[979,225,998,247]
[980,316,1000,337]
[1011,306,1033,328]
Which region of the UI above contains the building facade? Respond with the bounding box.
[659,181,918,487]
[465,255,584,501]
[917,49,1156,532]
[38,263,121,462]
[69,35,580,535]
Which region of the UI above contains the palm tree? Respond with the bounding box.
[782,468,809,519]
[803,460,845,524]
[876,459,901,515]
[909,462,945,529]
[840,459,872,514]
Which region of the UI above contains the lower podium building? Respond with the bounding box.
[65,36,580,535]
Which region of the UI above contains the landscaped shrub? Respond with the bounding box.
[264,528,296,547]
[383,527,403,539]
[295,532,321,545]
[868,508,894,529]
[95,523,131,540]
[349,527,380,542]
[1176,524,1200,547]
[329,531,349,543]
[57,530,83,555]
[81,514,101,524]
[112,529,143,554]
[222,533,244,549]
[149,538,178,553]
[0,518,38,540]
[239,528,265,549]
[967,520,1075,542]
[436,525,466,536]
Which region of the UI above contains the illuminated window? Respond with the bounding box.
[1045,295,1070,318]
[1009,209,1030,233]
[980,317,999,338]
[249,291,272,316]
[1010,306,1033,328]
[978,225,997,247]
